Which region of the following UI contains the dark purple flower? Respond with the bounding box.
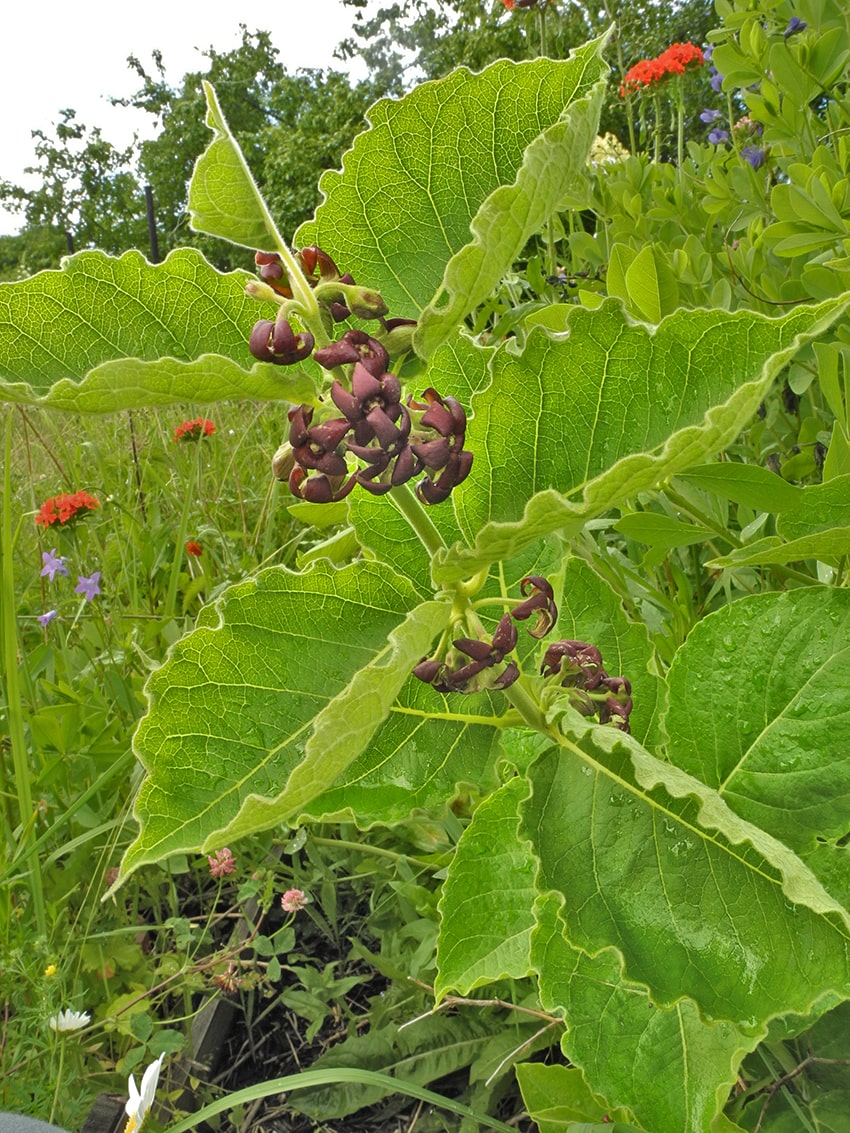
[288,467,356,504]
[702,45,714,63]
[784,16,807,37]
[313,330,389,377]
[540,640,633,732]
[708,128,730,145]
[710,69,724,92]
[413,613,520,693]
[410,388,474,505]
[597,677,633,731]
[541,640,605,688]
[249,318,314,366]
[700,108,723,123]
[40,548,69,581]
[74,572,101,602]
[288,405,351,476]
[511,576,558,638]
[742,145,766,169]
[331,363,404,446]
[416,449,474,505]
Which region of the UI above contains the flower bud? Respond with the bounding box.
[272,443,295,481]
[254,250,292,297]
[379,318,418,357]
[245,280,283,304]
[412,658,443,683]
[316,283,388,320]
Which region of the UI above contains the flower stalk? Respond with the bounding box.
[1,409,47,934]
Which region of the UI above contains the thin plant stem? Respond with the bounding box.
[1,410,47,934]
[309,835,444,871]
[600,0,637,152]
[163,440,202,621]
[503,674,553,737]
[48,1037,65,1126]
[388,483,447,559]
[536,2,548,59]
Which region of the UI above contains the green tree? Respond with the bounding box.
[339,0,716,144]
[0,26,378,276]
[0,110,149,278]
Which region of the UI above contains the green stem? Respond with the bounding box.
[536,2,548,59]
[163,442,201,622]
[388,484,447,559]
[662,486,742,549]
[662,485,819,586]
[309,835,443,871]
[49,1037,65,1126]
[1,410,47,935]
[503,675,553,737]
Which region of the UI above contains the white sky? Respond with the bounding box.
[0,0,369,235]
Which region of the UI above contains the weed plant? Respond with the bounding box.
[4,0,850,1131]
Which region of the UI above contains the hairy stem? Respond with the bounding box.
[389,483,447,559]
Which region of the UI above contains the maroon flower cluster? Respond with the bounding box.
[247,242,473,506]
[413,577,634,728]
[283,344,473,505]
[541,640,633,732]
[413,577,558,693]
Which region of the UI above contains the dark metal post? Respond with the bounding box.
[144,185,160,264]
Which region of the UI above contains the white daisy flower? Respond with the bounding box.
[124,1051,165,1133]
[48,1008,91,1033]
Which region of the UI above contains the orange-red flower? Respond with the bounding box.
[620,42,705,96]
[185,541,203,557]
[173,418,216,442]
[35,490,100,528]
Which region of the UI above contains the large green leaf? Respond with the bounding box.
[284,538,565,832]
[515,1063,634,1131]
[294,678,505,829]
[0,249,309,410]
[436,769,754,1130]
[189,81,286,251]
[435,777,537,999]
[664,590,850,883]
[120,560,442,877]
[296,44,609,326]
[414,42,607,358]
[532,891,754,1133]
[522,718,850,1025]
[431,295,850,585]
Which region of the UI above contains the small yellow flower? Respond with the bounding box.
[44,963,58,977]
